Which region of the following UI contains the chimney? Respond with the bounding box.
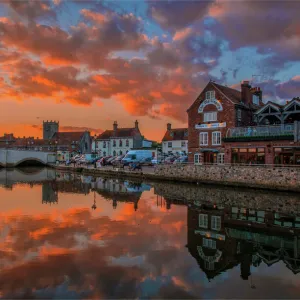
[135,120,139,129]
[167,123,171,131]
[241,80,252,106]
[113,121,118,132]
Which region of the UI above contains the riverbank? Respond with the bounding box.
[48,163,300,193]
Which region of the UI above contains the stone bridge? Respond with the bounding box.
[0,168,56,187]
[0,149,56,167]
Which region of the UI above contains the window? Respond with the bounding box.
[205,90,215,100]
[103,141,106,148]
[253,94,259,105]
[113,140,116,147]
[126,139,129,147]
[181,141,186,147]
[103,151,106,156]
[194,153,201,164]
[237,109,242,121]
[212,131,221,145]
[199,214,208,228]
[203,238,216,249]
[204,112,217,122]
[200,132,208,146]
[211,216,221,231]
[119,150,123,155]
[217,153,225,164]
[119,140,122,147]
[113,150,116,156]
[168,142,172,148]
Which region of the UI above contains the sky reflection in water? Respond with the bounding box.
[0,168,300,299]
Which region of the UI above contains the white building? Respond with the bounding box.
[162,123,188,155]
[94,121,143,156]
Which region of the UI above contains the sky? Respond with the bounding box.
[0,0,300,141]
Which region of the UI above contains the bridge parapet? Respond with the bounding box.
[0,150,56,167]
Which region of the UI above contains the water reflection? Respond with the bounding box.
[1,168,300,298]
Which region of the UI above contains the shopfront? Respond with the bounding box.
[274,147,300,165]
[231,148,265,165]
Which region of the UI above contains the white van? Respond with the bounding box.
[122,150,154,165]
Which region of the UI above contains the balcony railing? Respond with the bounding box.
[226,124,294,138]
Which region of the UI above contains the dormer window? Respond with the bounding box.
[205,91,215,100]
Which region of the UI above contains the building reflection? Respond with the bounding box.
[91,178,151,210]
[40,172,152,210]
[187,202,300,281]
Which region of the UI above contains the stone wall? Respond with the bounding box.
[154,164,300,192]
[153,181,300,213]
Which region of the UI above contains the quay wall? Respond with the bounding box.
[154,164,300,192]
[48,164,300,192]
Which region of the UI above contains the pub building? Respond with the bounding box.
[187,80,262,164]
[223,97,300,165]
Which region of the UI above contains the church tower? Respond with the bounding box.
[43,120,59,140]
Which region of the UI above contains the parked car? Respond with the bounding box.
[140,157,153,166]
[112,155,125,166]
[164,157,176,164]
[151,158,162,165]
[174,156,188,164]
[122,150,153,166]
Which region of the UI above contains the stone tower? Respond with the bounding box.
[43,120,59,140]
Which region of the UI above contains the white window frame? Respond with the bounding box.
[194,153,201,165]
[217,153,225,165]
[168,142,172,148]
[200,132,208,146]
[212,131,221,146]
[237,109,242,121]
[199,214,208,228]
[203,238,216,249]
[205,90,215,100]
[181,141,186,147]
[211,216,221,231]
[204,112,217,122]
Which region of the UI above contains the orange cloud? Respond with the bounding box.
[173,27,192,41]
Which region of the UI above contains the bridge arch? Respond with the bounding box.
[14,157,47,167]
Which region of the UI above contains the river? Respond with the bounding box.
[0,167,300,299]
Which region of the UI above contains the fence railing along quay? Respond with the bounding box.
[226,124,295,138]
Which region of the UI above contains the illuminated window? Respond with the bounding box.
[211,216,221,231]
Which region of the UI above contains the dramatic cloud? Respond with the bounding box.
[0,0,300,137]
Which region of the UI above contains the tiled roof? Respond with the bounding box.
[51,132,85,142]
[162,128,188,141]
[211,82,242,104]
[97,128,139,140]
[267,101,283,108]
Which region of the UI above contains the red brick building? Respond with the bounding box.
[187,80,262,164]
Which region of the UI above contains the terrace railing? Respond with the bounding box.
[226,124,294,138]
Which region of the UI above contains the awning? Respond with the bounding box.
[200,149,219,153]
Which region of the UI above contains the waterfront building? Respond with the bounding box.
[94,120,143,156]
[224,97,300,165]
[162,123,188,155]
[187,80,262,164]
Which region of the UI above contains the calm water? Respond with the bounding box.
[1,168,300,299]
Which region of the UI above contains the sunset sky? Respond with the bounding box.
[0,0,300,141]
